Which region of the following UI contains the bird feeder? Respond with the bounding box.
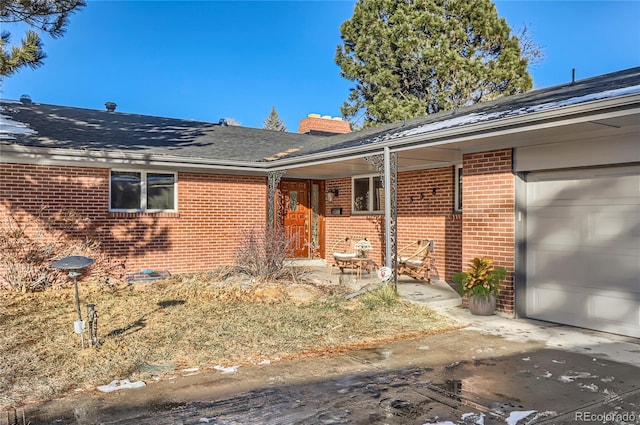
[52,255,94,349]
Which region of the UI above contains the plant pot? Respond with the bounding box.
[468,294,496,316]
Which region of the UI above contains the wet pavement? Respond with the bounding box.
[3,273,640,424]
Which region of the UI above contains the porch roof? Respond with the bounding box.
[2,67,639,177]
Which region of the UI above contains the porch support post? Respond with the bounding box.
[267,170,286,227]
[383,147,394,271]
[365,149,398,288]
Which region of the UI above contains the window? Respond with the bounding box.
[110,170,177,212]
[454,165,463,212]
[352,175,383,213]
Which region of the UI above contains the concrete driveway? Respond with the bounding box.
[4,274,640,425]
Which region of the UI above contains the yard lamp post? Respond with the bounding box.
[52,255,94,349]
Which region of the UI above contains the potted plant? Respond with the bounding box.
[453,257,507,316]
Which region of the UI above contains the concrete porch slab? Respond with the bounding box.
[300,264,461,310]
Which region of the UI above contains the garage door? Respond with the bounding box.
[526,166,640,338]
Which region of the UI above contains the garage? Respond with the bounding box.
[524,165,640,337]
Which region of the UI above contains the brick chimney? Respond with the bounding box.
[298,114,351,135]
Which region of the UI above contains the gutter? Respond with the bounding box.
[0,144,271,174]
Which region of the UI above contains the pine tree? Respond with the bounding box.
[0,0,86,76]
[335,0,533,127]
[262,106,287,132]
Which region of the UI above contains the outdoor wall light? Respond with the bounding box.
[326,188,339,202]
[52,255,95,349]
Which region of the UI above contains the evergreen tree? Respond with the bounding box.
[1,0,86,76]
[262,106,287,132]
[335,0,533,127]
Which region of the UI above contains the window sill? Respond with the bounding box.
[109,211,180,218]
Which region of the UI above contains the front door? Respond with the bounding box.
[281,180,310,258]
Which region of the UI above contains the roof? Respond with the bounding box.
[0,102,319,163]
[2,67,639,168]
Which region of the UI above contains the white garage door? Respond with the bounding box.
[526,166,640,338]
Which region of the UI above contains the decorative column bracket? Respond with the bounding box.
[267,170,286,227]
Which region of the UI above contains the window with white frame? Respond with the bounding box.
[454,165,463,212]
[352,175,383,213]
[110,170,177,212]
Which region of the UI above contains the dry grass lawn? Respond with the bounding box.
[0,270,463,410]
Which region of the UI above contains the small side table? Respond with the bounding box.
[349,257,377,279]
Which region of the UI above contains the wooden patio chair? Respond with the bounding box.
[330,236,375,276]
[396,239,434,283]
[330,236,358,274]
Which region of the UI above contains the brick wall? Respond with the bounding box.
[0,163,267,277]
[462,149,515,314]
[2,154,515,306]
[324,166,462,281]
[298,114,351,134]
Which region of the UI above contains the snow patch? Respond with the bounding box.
[96,379,146,393]
[0,106,37,139]
[559,371,597,383]
[579,383,599,392]
[391,84,640,141]
[182,367,200,373]
[214,365,239,374]
[505,410,537,425]
[461,412,485,424]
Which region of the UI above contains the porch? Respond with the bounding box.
[288,260,461,310]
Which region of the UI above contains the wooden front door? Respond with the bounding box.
[281,180,310,258]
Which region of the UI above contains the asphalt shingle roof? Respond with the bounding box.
[2,66,638,164]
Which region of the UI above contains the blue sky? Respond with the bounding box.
[1,1,638,130]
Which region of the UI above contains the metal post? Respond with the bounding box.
[71,271,85,349]
[86,303,98,347]
[51,256,94,350]
[384,147,392,270]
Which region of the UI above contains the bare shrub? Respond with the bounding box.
[0,207,125,292]
[233,226,294,281]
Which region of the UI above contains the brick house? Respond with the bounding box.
[1,67,639,337]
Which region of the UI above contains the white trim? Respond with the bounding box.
[352,174,383,214]
[109,169,178,213]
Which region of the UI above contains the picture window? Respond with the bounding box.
[352,175,383,213]
[110,170,177,212]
